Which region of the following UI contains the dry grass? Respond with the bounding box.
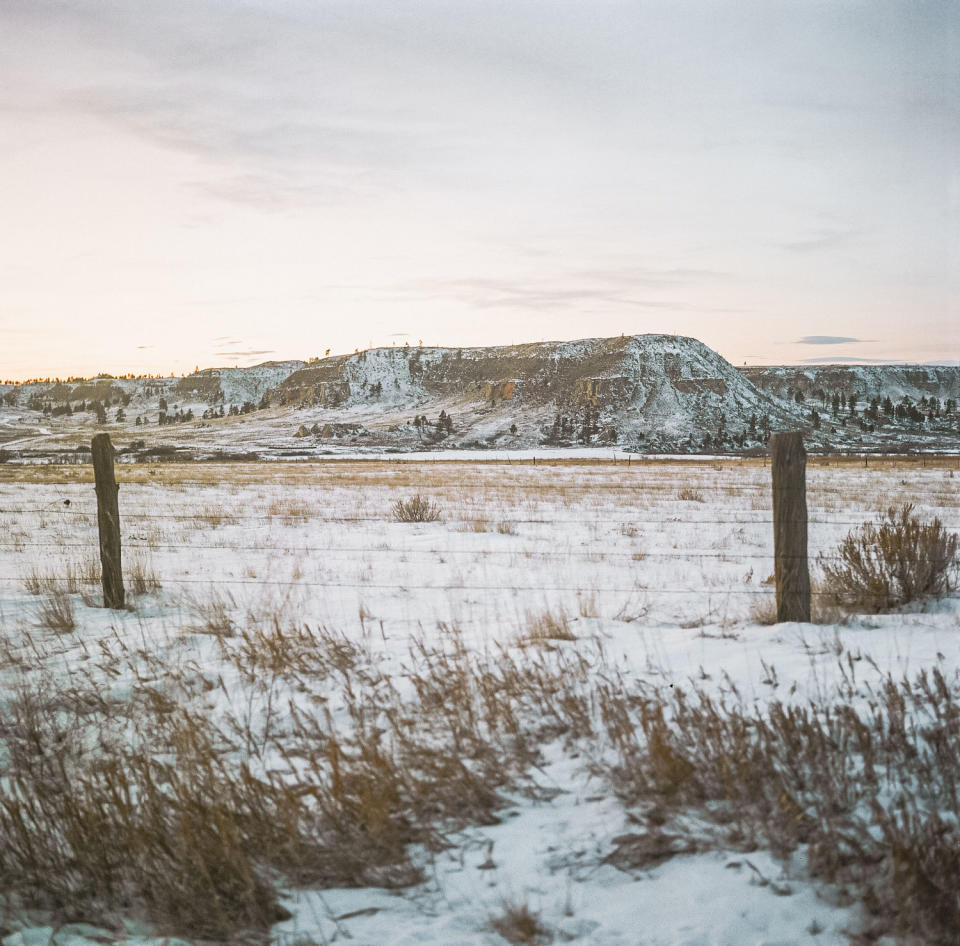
[747,594,778,625]
[34,591,76,632]
[490,898,552,944]
[597,665,960,943]
[127,553,161,596]
[267,497,313,522]
[518,608,575,647]
[392,494,442,523]
[228,621,365,685]
[748,585,844,626]
[183,588,237,637]
[2,455,960,942]
[5,574,960,943]
[820,503,959,612]
[23,557,100,595]
[2,453,958,487]
[0,617,602,941]
[196,504,226,527]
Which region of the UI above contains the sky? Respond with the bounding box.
[0,0,957,379]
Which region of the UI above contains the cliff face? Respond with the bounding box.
[273,335,803,442]
[2,340,958,458]
[741,365,960,403]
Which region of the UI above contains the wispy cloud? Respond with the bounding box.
[799,356,902,364]
[393,269,743,314]
[798,335,870,345]
[214,349,275,358]
[777,227,867,253]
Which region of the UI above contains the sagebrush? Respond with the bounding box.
[392,494,442,522]
[820,503,958,611]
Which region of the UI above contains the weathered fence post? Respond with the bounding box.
[770,432,810,622]
[92,433,124,609]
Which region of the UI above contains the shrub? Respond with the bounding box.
[676,487,704,503]
[820,503,958,612]
[392,494,441,523]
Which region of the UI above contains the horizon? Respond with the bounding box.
[1,1,957,379]
[3,332,959,386]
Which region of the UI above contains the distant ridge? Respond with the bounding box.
[1,335,958,457]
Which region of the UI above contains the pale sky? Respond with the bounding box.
[1,0,957,379]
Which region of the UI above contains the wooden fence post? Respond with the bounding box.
[770,432,810,622]
[92,433,125,609]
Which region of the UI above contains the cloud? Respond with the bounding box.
[776,226,868,253]
[799,356,903,364]
[214,349,275,358]
[797,336,869,345]
[394,269,743,314]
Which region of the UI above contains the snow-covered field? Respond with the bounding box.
[0,457,958,946]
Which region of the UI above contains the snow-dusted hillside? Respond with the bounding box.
[742,363,960,403]
[271,334,805,451]
[2,338,959,459]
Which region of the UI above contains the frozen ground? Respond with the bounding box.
[0,457,958,945]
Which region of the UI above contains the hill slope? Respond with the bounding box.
[1,338,958,458]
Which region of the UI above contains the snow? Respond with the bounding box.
[3,337,959,459]
[0,458,957,944]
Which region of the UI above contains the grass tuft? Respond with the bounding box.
[490,898,552,945]
[518,608,575,647]
[34,591,76,633]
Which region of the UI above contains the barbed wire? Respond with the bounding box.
[3,507,960,530]
[0,541,853,562]
[0,575,856,597]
